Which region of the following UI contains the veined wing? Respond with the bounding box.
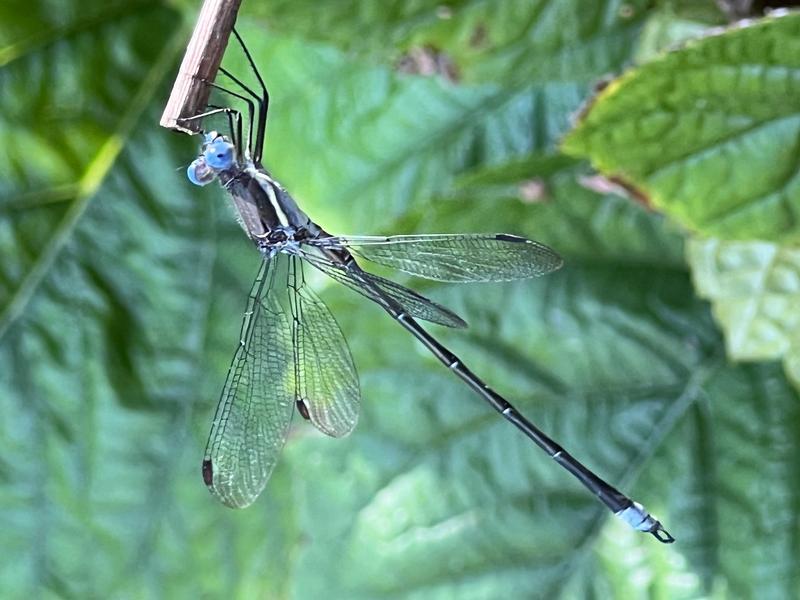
[202,258,294,509]
[287,256,360,437]
[299,248,467,328]
[308,234,563,283]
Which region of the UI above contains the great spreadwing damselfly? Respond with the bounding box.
[181,29,673,544]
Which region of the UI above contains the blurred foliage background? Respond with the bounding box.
[1,0,799,598]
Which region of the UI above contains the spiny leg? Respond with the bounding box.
[178,106,243,157]
[230,27,270,164]
[198,28,270,164]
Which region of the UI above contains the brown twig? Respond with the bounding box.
[160,0,243,134]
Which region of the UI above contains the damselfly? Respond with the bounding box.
[182,29,673,543]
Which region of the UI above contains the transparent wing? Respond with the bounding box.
[299,249,467,328]
[202,258,294,509]
[308,234,563,282]
[288,256,360,437]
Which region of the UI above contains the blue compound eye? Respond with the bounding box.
[203,138,235,170]
[187,157,216,186]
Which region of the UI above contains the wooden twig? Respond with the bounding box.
[160,0,243,134]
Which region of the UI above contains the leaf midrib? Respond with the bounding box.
[0,20,187,343]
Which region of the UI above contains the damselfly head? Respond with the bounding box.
[186,131,237,187]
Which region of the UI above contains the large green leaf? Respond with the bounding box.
[251,0,654,85]
[2,1,800,598]
[0,0,185,339]
[563,12,800,242]
[224,1,656,237]
[285,164,800,598]
[292,266,708,598]
[221,35,590,234]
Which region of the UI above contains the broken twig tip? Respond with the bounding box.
[160,0,243,134]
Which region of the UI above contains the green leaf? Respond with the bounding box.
[3,1,800,597]
[688,237,800,390]
[295,247,800,598]
[0,0,186,339]
[252,0,655,85]
[222,31,590,235]
[563,12,800,242]
[604,361,800,597]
